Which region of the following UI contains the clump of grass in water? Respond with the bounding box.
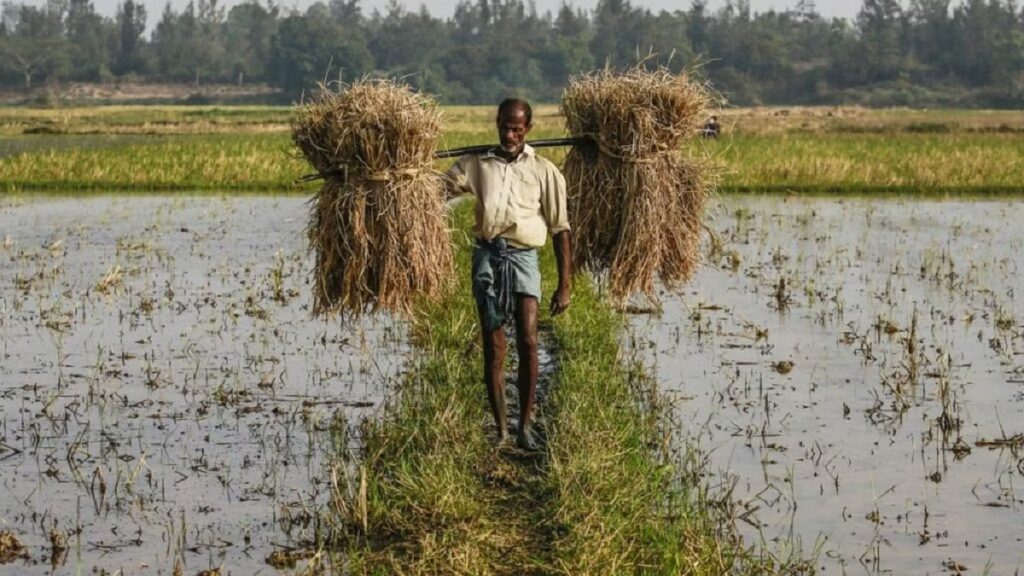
[0,530,28,564]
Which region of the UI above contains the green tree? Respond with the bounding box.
[687,0,710,55]
[329,0,361,25]
[66,0,112,80]
[223,0,278,83]
[14,2,64,38]
[909,0,952,75]
[856,0,905,83]
[642,10,695,72]
[151,0,222,83]
[952,0,1023,89]
[0,34,68,89]
[270,4,372,95]
[0,0,1022,107]
[550,3,593,79]
[194,0,225,82]
[152,2,197,80]
[589,0,647,68]
[369,1,448,74]
[114,0,146,75]
[442,0,556,102]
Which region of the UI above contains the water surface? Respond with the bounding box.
[1,195,404,574]
[630,196,1024,574]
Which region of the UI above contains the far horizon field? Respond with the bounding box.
[0,105,1022,194]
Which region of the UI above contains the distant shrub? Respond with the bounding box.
[968,124,1024,134]
[22,125,65,135]
[27,90,61,109]
[904,122,952,133]
[184,93,213,105]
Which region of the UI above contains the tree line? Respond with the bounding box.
[1,0,1022,106]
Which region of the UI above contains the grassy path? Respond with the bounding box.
[324,207,799,574]
[475,350,558,575]
[327,218,565,574]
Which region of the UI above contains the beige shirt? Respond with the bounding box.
[445,144,570,248]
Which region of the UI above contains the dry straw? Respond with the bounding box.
[293,80,452,317]
[562,66,713,302]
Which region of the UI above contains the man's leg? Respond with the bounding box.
[514,295,539,450]
[482,326,508,442]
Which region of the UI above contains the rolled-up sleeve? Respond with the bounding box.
[541,164,570,235]
[443,156,471,201]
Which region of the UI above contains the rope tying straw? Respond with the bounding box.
[583,132,671,164]
[362,168,424,182]
[304,166,425,183]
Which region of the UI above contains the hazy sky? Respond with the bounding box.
[79,0,860,32]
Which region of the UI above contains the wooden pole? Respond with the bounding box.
[433,136,592,159]
[296,136,593,183]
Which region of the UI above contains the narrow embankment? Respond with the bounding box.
[326,206,796,574]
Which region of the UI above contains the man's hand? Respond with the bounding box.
[551,230,572,317]
[550,285,570,316]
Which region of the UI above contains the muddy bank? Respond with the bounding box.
[0,82,283,106]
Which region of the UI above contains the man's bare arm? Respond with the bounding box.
[550,230,571,316]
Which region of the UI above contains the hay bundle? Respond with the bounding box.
[293,80,452,317]
[562,66,713,302]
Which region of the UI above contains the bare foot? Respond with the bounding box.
[516,425,538,451]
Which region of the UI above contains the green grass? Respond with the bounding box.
[325,212,538,573]
[543,267,732,573]
[0,134,302,191]
[2,105,1021,194]
[0,105,293,135]
[714,132,1024,194]
[5,129,1021,194]
[325,206,810,574]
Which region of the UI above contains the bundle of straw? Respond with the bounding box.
[562,66,713,302]
[293,80,452,317]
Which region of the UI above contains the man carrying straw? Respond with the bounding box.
[445,98,572,451]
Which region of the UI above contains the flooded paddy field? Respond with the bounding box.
[0,196,405,574]
[630,196,1024,574]
[4,192,1024,575]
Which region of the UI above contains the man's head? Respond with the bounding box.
[496,98,532,158]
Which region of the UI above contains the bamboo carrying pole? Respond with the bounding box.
[433,136,590,158]
[296,136,593,183]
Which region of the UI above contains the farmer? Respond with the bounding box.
[702,115,721,138]
[444,98,572,451]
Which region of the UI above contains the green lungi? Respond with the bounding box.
[472,238,541,332]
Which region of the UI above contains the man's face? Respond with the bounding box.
[497,107,531,156]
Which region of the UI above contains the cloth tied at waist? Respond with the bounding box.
[472,238,541,332]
